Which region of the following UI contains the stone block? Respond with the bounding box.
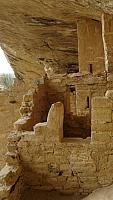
[92,109,112,123]
[92,131,111,143]
[7,143,17,152]
[34,122,47,133]
[79,176,99,190]
[47,102,64,131]
[0,184,11,199]
[5,152,19,166]
[14,116,31,131]
[23,93,33,102]
[0,165,21,186]
[105,90,113,101]
[92,97,112,108]
[91,122,113,132]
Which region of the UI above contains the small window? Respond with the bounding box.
[69,85,75,93]
[89,64,93,73]
[87,96,90,108]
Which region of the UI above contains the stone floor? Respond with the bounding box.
[21,189,86,200]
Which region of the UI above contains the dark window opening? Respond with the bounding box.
[63,87,91,139]
[66,63,79,74]
[63,114,91,139]
[89,64,93,73]
[69,85,75,93]
[87,96,90,108]
[66,22,79,74]
[92,19,99,22]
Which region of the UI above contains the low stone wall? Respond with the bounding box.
[15,103,94,195]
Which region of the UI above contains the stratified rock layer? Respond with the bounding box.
[0,0,113,80]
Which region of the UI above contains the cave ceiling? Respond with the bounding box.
[0,0,112,81]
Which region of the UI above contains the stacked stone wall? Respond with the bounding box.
[15,81,48,131]
[45,74,107,138]
[11,92,113,196]
[0,81,28,170]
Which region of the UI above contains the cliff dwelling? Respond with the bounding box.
[1,1,113,200]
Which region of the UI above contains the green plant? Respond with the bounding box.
[0,73,14,89]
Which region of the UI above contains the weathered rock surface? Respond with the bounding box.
[1,1,113,199]
[83,184,113,200]
[0,1,113,80]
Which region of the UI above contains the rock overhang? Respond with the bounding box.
[0,0,113,81]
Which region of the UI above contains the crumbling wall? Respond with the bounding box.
[17,102,96,196]
[10,91,113,196]
[15,80,48,131]
[1,90,113,199]
[0,130,25,200]
[0,81,28,170]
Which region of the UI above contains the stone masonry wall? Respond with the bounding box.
[14,80,48,131]
[11,91,113,196]
[91,91,113,186]
[1,91,113,198]
[77,18,105,74]
[17,102,95,195]
[0,130,25,200]
[0,81,28,170]
[102,13,113,73]
[45,73,107,138]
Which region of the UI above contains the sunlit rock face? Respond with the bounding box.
[83,184,113,200]
[0,0,113,81]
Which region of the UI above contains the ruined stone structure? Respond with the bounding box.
[0,80,29,170]
[1,1,113,200]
